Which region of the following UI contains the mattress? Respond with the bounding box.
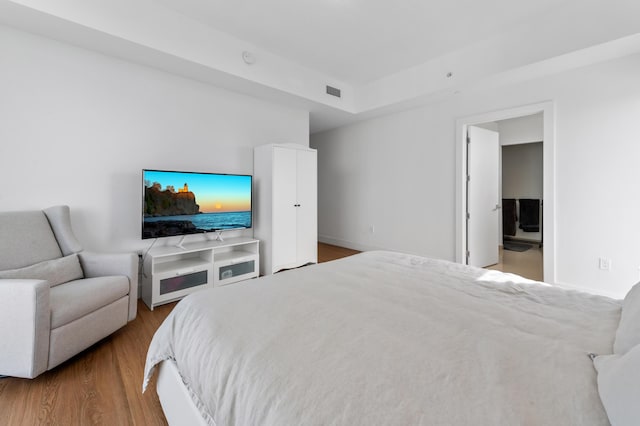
[144,251,621,425]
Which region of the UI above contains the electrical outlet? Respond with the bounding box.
[599,258,611,271]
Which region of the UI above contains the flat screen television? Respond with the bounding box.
[142,169,252,240]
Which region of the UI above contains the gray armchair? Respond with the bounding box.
[0,205,137,378]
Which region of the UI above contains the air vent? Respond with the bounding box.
[326,85,341,98]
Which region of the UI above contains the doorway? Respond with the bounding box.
[495,128,544,280]
[455,102,556,284]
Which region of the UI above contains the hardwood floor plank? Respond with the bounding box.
[0,244,358,425]
[113,306,170,426]
[317,242,360,263]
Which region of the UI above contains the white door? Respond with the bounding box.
[467,126,500,267]
[272,147,298,271]
[296,149,318,265]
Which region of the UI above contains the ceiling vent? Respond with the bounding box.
[326,85,341,98]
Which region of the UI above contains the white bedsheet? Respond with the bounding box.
[144,251,621,426]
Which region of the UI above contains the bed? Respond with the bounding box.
[143,250,639,425]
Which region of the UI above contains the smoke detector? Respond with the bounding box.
[242,51,255,65]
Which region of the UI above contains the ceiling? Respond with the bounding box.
[155,0,561,85]
[1,0,640,132]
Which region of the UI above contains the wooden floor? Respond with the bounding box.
[317,242,360,263]
[0,242,359,426]
[486,243,543,281]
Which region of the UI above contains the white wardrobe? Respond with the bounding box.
[253,144,317,275]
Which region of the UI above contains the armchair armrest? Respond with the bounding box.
[78,251,139,321]
[0,279,50,378]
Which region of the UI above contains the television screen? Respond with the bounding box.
[142,169,252,239]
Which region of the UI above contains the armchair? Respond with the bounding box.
[0,206,138,378]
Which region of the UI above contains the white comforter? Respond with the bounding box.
[144,251,621,426]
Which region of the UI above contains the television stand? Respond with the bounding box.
[142,237,260,310]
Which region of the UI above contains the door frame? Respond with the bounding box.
[455,101,556,283]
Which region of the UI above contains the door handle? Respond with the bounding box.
[493,204,501,211]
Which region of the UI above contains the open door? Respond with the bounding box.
[467,125,500,267]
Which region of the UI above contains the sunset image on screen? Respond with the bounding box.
[143,170,253,238]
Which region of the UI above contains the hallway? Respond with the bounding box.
[486,244,543,281]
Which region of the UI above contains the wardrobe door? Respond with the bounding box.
[272,147,298,271]
[295,149,317,266]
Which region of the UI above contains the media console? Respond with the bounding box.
[141,237,259,310]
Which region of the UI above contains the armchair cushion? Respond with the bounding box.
[49,276,130,329]
[0,254,84,287]
[79,251,138,321]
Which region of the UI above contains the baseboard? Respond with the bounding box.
[318,235,439,262]
[318,235,382,253]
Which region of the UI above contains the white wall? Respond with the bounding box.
[498,113,543,146]
[312,106,456,260]
[0,24,309,253]
[311,52,640,298]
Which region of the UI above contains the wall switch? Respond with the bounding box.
[369,225,375,234]
[599,258,611,271]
